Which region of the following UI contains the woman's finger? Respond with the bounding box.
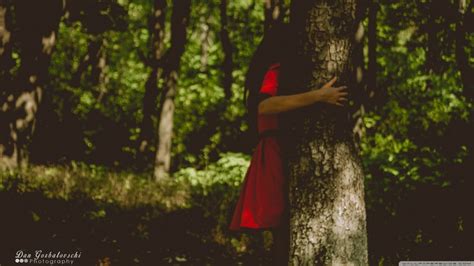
[326,76,337,87]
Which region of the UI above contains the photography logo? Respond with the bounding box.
[14,250,82,265]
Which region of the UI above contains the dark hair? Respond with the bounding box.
[243,23,291,142]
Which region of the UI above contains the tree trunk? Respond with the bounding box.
[136,0,167,167]
[154,0,191,181]
[264,0,284,33]
[351,0,367,142]
[0,1,65,170]
[456,0,474,100]
[367,0,377,102]
[70,36,108,103]
[0,0,14,169]
[425,0,442,75]
[220,0,233,99]
[279,1,368,264]
[93,38,108,103]
[199,16,210,71]
[0,0,13,74]
[71,37,102,86]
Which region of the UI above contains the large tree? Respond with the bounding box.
[279,0,368,264]
[0,0,65,169]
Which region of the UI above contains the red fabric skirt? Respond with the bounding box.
[229,136,285,230]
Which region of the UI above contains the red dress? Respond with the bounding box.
[229,63,285,230]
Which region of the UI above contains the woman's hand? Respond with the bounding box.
[314,76,348,107]
[258,76,348,114]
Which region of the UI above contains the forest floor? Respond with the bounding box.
[0,164,273,265]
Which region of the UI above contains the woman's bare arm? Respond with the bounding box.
[258,76,348,115]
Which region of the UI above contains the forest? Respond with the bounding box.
[0,0,473,265]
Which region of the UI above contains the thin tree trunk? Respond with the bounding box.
[199,16,211,71]
[136,0,167,166]
[279,1,368,264]
[220,0,233,99]
[453,1,474,255]
[264,0,284,33]
[94,38,108,103]
[367,0,377,101]
[154,0,191,181]
[425,0,442,75]
[351,0,368,142]
[0,1,65,170]
[70,36,108,103]
[71,37,103,86]
[456,0,474,100]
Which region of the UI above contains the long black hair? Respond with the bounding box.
[243,23,291,143]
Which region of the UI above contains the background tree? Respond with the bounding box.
[0,0,65,169]
[456,0,474,95]
[136,0,167,167]
[367,0,377,104]
[280,0,368,264]
[219,0,233,100]
[154,0,191,180]
[264,0,285,33]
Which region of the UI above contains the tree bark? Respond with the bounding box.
[220,0,233,99]
[279,1,368,264]
[154,0,191,180]
[136,0,167,166]
[0,0,65,170]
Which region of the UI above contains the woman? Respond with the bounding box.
[229,23,348,263]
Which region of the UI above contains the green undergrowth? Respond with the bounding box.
[0,153,275,265]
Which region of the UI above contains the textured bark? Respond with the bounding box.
[456,0,474,100]
[220,0,233,99]
[280,1,368,264]
[154,0,191,180]
[136,0,167,165]
[0,1,65,170]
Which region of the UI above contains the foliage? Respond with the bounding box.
[0,162,189,210]
[1,0,473,263]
